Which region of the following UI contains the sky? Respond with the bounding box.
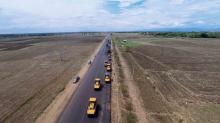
[0,0,220,33]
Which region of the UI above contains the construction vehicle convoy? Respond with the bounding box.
[87,39,112,118]
[94,78,101,90]
[87,97,97,117]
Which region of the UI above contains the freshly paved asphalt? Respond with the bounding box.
[57,35,111,123]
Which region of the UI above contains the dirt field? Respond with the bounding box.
[0,34,103,123]
[114,33,220,123]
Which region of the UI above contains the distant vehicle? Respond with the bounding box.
[88,59,92,65]
[106,66,112,72]
[87,97,97,117]
[105,72,111,83]
[106,63,112,71]
[107,49,111,54]
[108,54,112,61]
[73,76,80,83]
[104,61,108,67]
[94,78,101,90]
[106,63,111,66]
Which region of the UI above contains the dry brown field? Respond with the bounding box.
[0,34,103,123]
[114,33,220,123]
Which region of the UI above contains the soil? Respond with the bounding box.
[114,34,220,123]
[36,35,105,123]
[0,34,103,123]
[111,41,121,123]
[114,41,148,123]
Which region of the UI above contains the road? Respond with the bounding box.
[57,35,111,123]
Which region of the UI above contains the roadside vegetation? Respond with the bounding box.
[114,38,140,52]
[112,39,137,123]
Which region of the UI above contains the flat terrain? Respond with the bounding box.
[114,33,220,123]
[57,36,111,123]
[0,34,103,123]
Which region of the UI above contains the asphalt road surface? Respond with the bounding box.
[57,35,111,123]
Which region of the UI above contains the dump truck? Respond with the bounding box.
[94,78,101,90]
[87,97,97,117]
[105,72,111,83]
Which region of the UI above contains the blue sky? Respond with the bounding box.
[0,0,220,33]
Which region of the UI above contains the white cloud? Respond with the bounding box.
[117,0,143,7]
[0,0,220,33]
[170,0,185,5]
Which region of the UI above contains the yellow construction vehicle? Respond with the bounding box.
[104,72,111,83]
[106,66,111,72]
[106,63,111,67]
[94,78,101,90]
[87,97,97,117]
[106,63,112,72]
[104,61,108,67]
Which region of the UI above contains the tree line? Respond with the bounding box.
[140,32,220,38]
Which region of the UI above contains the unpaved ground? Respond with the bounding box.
[114,33,220,123]
[0,34,103,123]
[36,35,105,123]
[111,40,121,123]
[115,45,148,123]
[112,37,147,123]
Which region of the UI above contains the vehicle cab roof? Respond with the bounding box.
[95,78,100,81]
[89,97,96,102]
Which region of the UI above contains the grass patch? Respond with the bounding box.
[120,84,129,98]
[114,39,140,52]
[122,109,138,123]
[201,104,219,113]
[125,101,133,112]
[112,38,138,123]
[125,111,138,123]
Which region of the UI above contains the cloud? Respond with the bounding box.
[170,0,185,5]
[0,0,220,33]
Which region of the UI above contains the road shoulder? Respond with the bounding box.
[114,41,148,123]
